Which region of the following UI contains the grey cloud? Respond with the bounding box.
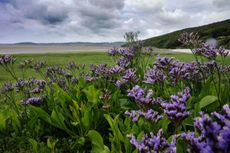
[25,5,69,25]
[0,0,229,43]
[89,0,124,9]
[213,0,230,9]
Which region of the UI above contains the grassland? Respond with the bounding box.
[1,51,230,83]
[143,19,230,48]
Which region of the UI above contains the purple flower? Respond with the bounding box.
[127,85,159,105]
[24,97,43,105]
[0,55,16,65]
[109,65,124,74]
[115,69,138,87]
[182,104,230,153]
[161,87,191,122]
[194,43,217,60]
[125,109,162,123]
[128,129,176,153]
[119,48,135,59]
[0,82,14,94]
[115,79,128,88]
[217,47,229,57]
[16,79,26,91]
[35,80,46,89]
[154,55,175,70]
[30,88,42,94]
[178,32,200,47]
[108,47,119,56]
[85,76,98,82]
[117,57,130,68]
[123,69,137,81]
[144,68,166,84]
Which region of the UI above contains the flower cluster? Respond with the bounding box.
[108,47,136,68]
[32,61,46,72]
[66,61,85,71]
[217,47,229,57]
[125,109,162,123]
[182,104,230,153]
[144,67,166,84]
[194,43,217,60]
[154,55,175,70]
[19,59,33,69]
[116,69,138,87]
[161,87,191,122]
[0,82,14,94]
[24,97,43,105]
[128,129,176,153]
[178,32,200,47]
[16,78,46,94]
[127,85,155,105]
[0,55,16,65]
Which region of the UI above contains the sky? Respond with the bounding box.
[0,0,229,43]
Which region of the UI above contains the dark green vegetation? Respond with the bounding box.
[0,33,230,153]
[143,19,230,48]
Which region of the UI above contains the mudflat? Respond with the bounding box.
[0,44,114,54]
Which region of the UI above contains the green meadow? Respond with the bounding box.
[1,51,230,83]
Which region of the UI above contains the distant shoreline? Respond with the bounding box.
[0,44,229,55]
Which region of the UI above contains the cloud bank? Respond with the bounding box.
[0,0,229,43]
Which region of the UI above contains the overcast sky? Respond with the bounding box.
[0,0,229,43]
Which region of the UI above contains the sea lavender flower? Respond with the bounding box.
[127,85,159,105]
[119,48,135,59]
[128,129,176,153]
[181,132,207,153]
[108,47,119,56]
[161,87,191,122]
[34,80,46,89]
[32,61,46,71]
[123,69,137,81]
[19,59,33,69]
[117,57,130,68]
[217,47,229,57]
[194,43,217,60]
[115,69,138,87]
[178,32,200,47]
[0,55,16,65]
[24,97,43,105]
[115,79,128,88]
[182,104,230,153]
[16,79,26,91]
[30,88,42,94]
[154,55,175,70]
[0,82,14,94]
[109,65,124,74]
[66,61,78,70]
[125,109,162,123]
[144,67,166,84]
[85,76,98,82]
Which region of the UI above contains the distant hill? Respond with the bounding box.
[143,19,230,49]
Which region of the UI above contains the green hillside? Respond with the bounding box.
[143,19,230,49]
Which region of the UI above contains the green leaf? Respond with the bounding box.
[82,108,91,129]
[83,85,101,104]
[28,138,38,153]
[0,113,7,130]
[199,95,218,110]
[51,109,66,130]
[88,130,110,153]
[29,106,51,124]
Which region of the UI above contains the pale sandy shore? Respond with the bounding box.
[0,44,228,54]
[0,44,112,54]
